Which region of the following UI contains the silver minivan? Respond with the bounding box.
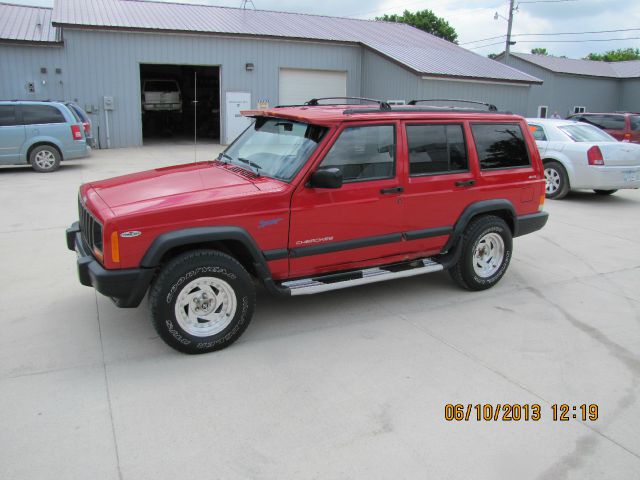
[0,101,91,172]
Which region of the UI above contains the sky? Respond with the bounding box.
[10,0,640,59]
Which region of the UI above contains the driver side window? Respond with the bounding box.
[319,125,395,182]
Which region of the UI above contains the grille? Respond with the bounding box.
[78,197,103,254]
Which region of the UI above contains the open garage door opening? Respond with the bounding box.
[140,64,220,145]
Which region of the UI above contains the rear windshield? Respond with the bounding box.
[559,124,616,142]
[66,104,82,122]
[144,81,179,92]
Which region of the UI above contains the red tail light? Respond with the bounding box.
[623,133,631,142]
[82,122,91,135]
[587,146,604,166]
[71,124,83,141]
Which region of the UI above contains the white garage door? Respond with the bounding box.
[279,68,347,106]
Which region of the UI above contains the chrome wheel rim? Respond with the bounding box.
[34,150,56,169]
[473,232,505,278]
[174,277,237,337]
[545,167,561,194]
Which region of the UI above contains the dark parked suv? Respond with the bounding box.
[67,97,548,354]
[568,112,640,144]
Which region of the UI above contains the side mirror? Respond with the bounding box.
[309,168,343,189]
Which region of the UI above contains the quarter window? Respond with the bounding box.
[407,124,468,175]
[529,124,547,141]
[472,123,530,170]
[0,106,19,127]
[319,125,395,182]
[631,115,640,131]
[21,105,66,125]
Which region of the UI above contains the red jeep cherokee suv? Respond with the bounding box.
[67,98,548,354]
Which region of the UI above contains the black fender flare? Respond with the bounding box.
[140,226,291,297]
[442,199,516,254]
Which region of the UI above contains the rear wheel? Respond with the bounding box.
[30,145,61,173]
[594,189,617,196]
[449,216,513,291]
[149,250,255,354]
[544,161,569,199]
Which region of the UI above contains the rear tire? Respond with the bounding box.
[594,189,617,196]
[449,216,513,291]
[544,161,569,199]
[30,145,61,173]
[149,250,255,354]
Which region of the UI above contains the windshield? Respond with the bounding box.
[559,124,617,142]
[221,118,328,182]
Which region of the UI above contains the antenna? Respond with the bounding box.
[241,0,256,9]
[193,71,198,163]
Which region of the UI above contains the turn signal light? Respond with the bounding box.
[587,146,604,166]
[111,231,120,263]
[539,194,545,211]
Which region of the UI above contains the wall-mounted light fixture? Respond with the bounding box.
[40,67,47,74]
[245,63,254,72]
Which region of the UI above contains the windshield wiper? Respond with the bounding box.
[217,152,233,164]
[237,157,262,177]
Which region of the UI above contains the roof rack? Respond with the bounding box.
[408,99,498,112]
[306,97,392,111]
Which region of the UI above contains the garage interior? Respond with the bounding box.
[140,64,220,144]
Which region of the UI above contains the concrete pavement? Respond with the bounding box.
[1,143,639,479]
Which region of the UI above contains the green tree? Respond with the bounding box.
[531,47,548,55]
[585,48,640,62]
[376,9,458,43]
[488,53,501,59]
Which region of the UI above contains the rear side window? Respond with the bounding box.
[407,124,468,175]
[471,123,530,170]
[529,124,547,141]
[21,105,66,125]
[319,125,395,182]
[630,115,640,131]
[0,106,20,126]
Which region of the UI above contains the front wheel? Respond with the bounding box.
[449,216,513,291]
[594,189,617,196]
[149,250,256,354]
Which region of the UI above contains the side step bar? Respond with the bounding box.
[281,258,444,296]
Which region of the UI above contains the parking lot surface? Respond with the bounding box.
[1,142,639,479]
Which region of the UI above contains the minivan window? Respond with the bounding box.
[471,123,530,170]
[319,125,395,182]
[407,124,468,175]
[0,106,19,126]
[630,115,640,131]
[21,105,66,125]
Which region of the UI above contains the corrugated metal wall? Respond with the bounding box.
[620,79,640,112]
[362,50,531,115]
[505,56,626,117]
[1,30,362,147]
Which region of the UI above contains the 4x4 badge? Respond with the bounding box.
[120,231,142,238]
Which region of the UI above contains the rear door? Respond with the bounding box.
[288,121,405,278]
[0,105,26,165]
[401,121,477,255]
[21,104,70,150]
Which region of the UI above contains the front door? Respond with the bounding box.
[0,105,25,165]
[289,122,406,278]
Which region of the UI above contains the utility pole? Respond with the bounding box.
[505,0,516,61]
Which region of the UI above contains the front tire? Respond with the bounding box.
[594,189,617,196]
[449,216,513,291]
[149,250,255,354]
[30,145,61,173]
[544,161,569,199]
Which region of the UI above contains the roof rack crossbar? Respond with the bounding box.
[408,99,498,112]
[306,97,392,111]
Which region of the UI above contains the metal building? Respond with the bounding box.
[1,0,542,148]
[499,52,640,118]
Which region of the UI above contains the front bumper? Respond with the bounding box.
[66,222,155,308]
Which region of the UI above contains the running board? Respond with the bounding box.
[281,258,444,296]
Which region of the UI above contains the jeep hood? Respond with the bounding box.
[89,162,259,209]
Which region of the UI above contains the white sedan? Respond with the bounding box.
[527,119,640,199]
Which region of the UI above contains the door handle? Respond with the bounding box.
[455,180,476,187]
[380,187,404,194]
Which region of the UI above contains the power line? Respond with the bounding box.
[468,36,640,49]
[462,28,640,46]
[518,0,579,3]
